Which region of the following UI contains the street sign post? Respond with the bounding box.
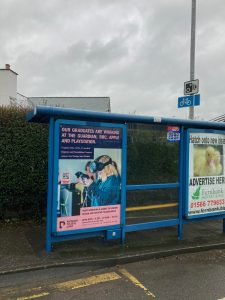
[184,79,199,95]
[178,94,200,108]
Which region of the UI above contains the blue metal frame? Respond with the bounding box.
[26,106,225,251]
[125,184,180,235]
[125,189,180,233]
[51,231,105,242]
[121,123,127,244]
[127,183,179,191]
[46,117,55,252]
[185,128,225,219]
[125,219,179,232]
[183,214,225,223]
[27,106,225,131]
[51,119,127,238]
[178,126,184,240]
[124,128,181,236]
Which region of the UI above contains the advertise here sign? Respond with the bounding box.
[187,131,225,217]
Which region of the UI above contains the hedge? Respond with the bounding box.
[0,107,179,220]
[0,106,48,220]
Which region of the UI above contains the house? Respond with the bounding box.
[0,64,18,106]
[0,64,111,112]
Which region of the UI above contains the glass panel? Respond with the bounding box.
[127,123,180,184]
[126,189,178,224]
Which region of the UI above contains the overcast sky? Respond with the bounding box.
[1,0,225,120]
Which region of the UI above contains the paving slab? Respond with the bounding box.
[1,219,225,274]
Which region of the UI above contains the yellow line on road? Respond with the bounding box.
[126,202,178,212]
[53,272,121,290]
[119,268,156,298]
[17,292,49,300]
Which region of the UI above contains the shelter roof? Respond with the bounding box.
[27,105,225,130]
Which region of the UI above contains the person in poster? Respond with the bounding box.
[82,155,120,206]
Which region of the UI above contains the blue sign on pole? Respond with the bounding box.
[178,94,200,108]
[194,94,200,106]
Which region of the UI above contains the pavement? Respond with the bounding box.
[1,218,225,275]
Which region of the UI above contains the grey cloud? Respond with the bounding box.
[1,0,225,120]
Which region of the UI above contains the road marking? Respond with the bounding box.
[119,268,156,298]
[53,271,121,290]
[217,298,225,300]
[17,292,49,300]
[3,272,121,299]
[126,203,178,212]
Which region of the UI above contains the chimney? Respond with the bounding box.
[5,64,10,70]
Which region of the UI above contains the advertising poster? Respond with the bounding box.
[187,131,225,217]
[56,123,122,232]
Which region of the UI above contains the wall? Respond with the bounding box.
[0,70,17,105]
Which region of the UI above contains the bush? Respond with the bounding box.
[0,106,48,220]
[0,108,179,221]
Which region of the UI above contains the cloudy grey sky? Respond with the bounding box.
[1,0,224,120]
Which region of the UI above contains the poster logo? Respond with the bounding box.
[192,186,201,200]
[59,221,66,229]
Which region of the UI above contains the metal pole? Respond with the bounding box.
[189,0,196,120]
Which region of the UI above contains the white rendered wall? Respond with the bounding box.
[0,70,17,105]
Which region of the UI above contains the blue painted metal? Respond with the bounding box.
[183,214,225,224]
[186,212,225,220]
[54,224,121,236]
[106,229,122,240]
[51,231,105,243]
[178,95,194,108]
[182,129,187,217]
[51,119,126,238]
[178,94,200,108]
[46,117,55,252]
[51,120,60,233]
[26,107,225,250]
[125,219,179,233]
[187,128,225,134]
[178,126,184,240]
[127,183,179,191]
[185,128,225,219]
[27,105,225,130]
[121,124,127,244]
[194,94,200,106]
[184,129,190,216]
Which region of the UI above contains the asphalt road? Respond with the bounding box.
[1,249,225,300]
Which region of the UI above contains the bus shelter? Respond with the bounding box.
[27,106,225,252]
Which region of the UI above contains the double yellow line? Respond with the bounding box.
[15,269,155,300]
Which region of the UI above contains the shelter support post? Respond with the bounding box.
[46,117,55,252]
[121,124,127,244]
[178,127,184,240]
